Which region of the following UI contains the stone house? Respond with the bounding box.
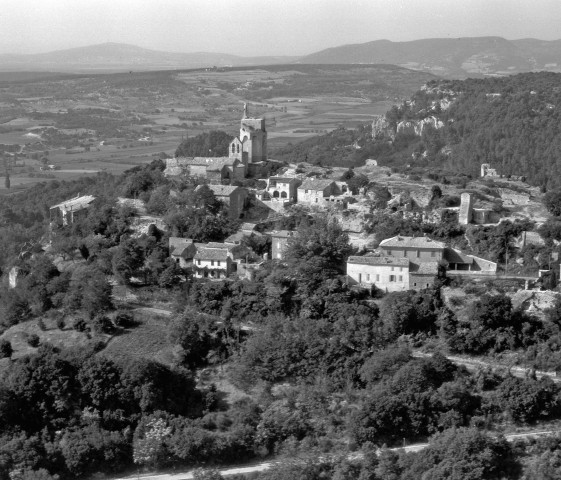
[265,176,301,203]
[50,195,96,226]
[196,184,248,218]
[169,237,197,268]
[297,179,347,205]
[347,256,410,292]
[193,243,235,279]
[271,230,298,260]
[379,235,445,261]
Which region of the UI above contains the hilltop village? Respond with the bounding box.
[5,73,561,480]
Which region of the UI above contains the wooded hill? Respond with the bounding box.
[274,72,561,189]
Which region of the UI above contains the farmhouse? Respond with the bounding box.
[193,243,235,279]
[347,256,410,292]
[264,176,301,203]
[379,235,445,260]
[169,237,197,268]
[50,195,96,226]
[297,179,348,205]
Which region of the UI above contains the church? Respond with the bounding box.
[164,104,270,182]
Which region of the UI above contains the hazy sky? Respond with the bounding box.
[1,0,561,56]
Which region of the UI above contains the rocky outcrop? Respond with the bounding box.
[397,116,444,137]
[371,115,394,139]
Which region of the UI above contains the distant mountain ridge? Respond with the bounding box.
[3,38,561,77]
[0,42,299,72]
[299,37,561,78]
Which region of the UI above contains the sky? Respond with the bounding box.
[1,0,561,56]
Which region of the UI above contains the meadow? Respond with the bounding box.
[0,64,434,194]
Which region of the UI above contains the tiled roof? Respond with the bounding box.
[347,256,410,267]
[194,247,230,261]
[269,176,301,184]
[380,235,446,249]
[50,195,95,212]
[409,261,440,275]
[241,222,257,231]
[169,237,195,258]
[270,230,298,239]
[205,242,234,250]
[196,184,240,197]
[298,178,335,191]
[174,157,238,169]
[443,248,474,264]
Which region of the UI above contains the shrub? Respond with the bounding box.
[73,318,88,332]
[0,339,13,358]
[92,315,116,334]
[56,318,65,330]
[114,311,136,328]
[37,318,46,331]
[27,334,40,348]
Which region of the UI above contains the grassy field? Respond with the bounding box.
[0,65,434,195]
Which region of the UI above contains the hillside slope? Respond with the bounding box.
[299,37,561,78]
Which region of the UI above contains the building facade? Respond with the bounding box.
[50,195,96,226]
[265,177,301,203]
[347,256,410,292]
[193,244,234,279]
[271,230,298,260]
[196,184,248,218]
[379,235,445,260]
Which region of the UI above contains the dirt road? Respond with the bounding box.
[113,429,560,480]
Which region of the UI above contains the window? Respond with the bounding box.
[403,250,407,257]
[366,274,370,281]
[211,260,214,266]
[398,275,403,282]
[376,274,380,282]
[387,250,392,256]
[217,261,221,267]
[414,283,417,286]
[197,260,201,265]
[305,190,309,194]
[391,266,394,271]
[389,275,396,282]
[416,250,420,258]
[400,267,403,272]
[431,251,436,258]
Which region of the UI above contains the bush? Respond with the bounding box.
[27,334,40,348]
[73,318,88,332]
[92,315,116,334]
[37,318,46,331]
[0,339,13,358]
[56,318,65,330]
[114,311,136,328]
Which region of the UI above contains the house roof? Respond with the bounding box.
[169,237,195,257]
[443,248,474,264]
[347,256,410,267]
[50,195,95,212]
[298,178,336,191]
[270,230,298,239]
[174,157,238,170]
[380,235,446,250]
[194,247,230,261]
[269,176,301,184]
[241,222,257,232]
[409,261,440,275]
[196,184,241,197]
[205,242,234,250]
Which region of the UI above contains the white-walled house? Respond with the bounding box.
[193,243,234,279]
[347,256,410,292]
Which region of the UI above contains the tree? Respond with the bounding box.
[544,190,561,216]
[0,339,12,359]
[65,265,113,318]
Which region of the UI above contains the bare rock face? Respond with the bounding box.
[372,115,395,139]
[396,120,417,136]
[416,116,444,135]
[8,266,20,289]
[397,117,444,137]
